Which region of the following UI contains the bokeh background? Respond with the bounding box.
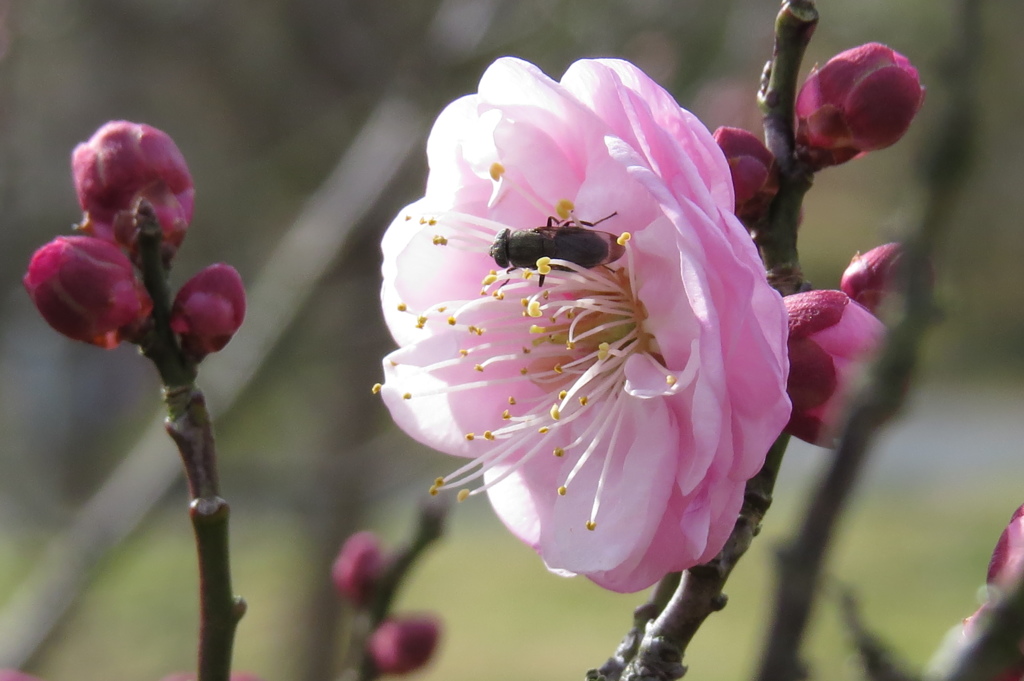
[1,0,1022,679]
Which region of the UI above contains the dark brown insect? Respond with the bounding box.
[489,213,622,285]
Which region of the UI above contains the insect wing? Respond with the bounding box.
[544,227,621,269]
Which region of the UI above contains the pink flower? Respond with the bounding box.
[72,120,194,260]
[376,58,790,592]
[783,290,885,446]
[23,235,153,348]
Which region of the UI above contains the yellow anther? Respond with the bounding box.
[483,431,495,440]
[553,447,565,457]
[502,410,511,420]
[536,256,552,268]
[616,232,632,246]
[457,489,471,502]
[404,215,412,221]
[474,364,484,372]
[432,235,448,245]
[435,477,445,486]
[448,316,457,326]
[437,306,447,312]
[521,298,530,307]
[538,426,549,434]
[508,397,517,405]
[555,199,575,219]
[396,302,407,312]
[558,390,568,400]
[565,341,575,350]
[465,433,475,441]
[579,396,589,406]
[666,375,677,386]
[550,405,561,420]
[542,290,549,299]
[459,349,469,356]
[527,301,543,318]
[428,218,437,226]
[529,325,546,334]
[490,269,497,275]
[493,291,505,300]
[597,342,611,360]
[371,383,382,394]
[489,162,506,181]
[538,264,552,275]
[429,485,439,496]
[389,360,398,366]
[520,367,528,375]
[557,485,568,496]
[521,347,531,354]
[553,364,563,374]
[482,274,498,285]
[416,315,428,326]
[522,270,533,280]
[586,520,597,531]
[566,310,575,319]
[402,393,412,400]
[419,217,428,225]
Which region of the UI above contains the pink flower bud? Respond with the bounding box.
[0,671,47,681]
[170,264,246,359]
[23,236,152,348]
[840,243,904,314]
[332,531,386,607]
[72,120,194,259]
[988,503,1024,589]
[796,43,925,169]
[368,616,441,676]
[784,290,885,446]
[713,126,779,222]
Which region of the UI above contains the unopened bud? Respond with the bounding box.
[713,127,779,222]
[332,531,386,607]
[840,243,904,314]
[72,120,194,260]
[796,43,925,169]
[170,264,246,359]
[988,503,1024,589]
[368,616,441,676]
[0,671,47,681]
[23,236,152,348]
[784,290,885,446]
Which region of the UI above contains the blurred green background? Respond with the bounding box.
[1,0,1022,679]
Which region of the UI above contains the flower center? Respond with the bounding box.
[378,202,684,530]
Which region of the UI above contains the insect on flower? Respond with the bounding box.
[489,213,623,286]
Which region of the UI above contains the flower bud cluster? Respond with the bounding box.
[332,532,441,676]
[24,121,245,359]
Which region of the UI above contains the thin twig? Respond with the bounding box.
[752,0,982,678]
[839,589,919,681]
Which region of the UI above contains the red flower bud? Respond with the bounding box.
[988,503,1024,589]
[840,243,904,314]
[332,531,386,607]
[713,126,779,222]
[170,264,246,359]
[784,290,885,446]
[72,120,194,260]
[23,236,152,348]
[368,616,441,676]
[0,671,47,681]
[796,43,925,169]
